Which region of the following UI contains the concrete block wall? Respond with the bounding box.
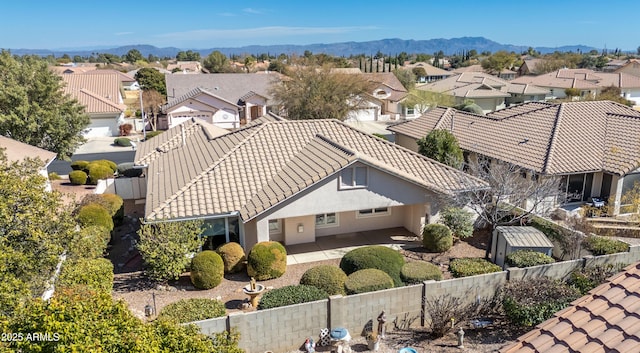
[424,271,508,302]
[508,259,584,281]
[190,316,226,337]
[228,300,328,353]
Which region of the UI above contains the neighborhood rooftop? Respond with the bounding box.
[388,101,640,175]
[135,119,487,222]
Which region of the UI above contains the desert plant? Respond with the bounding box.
[57,258,114,293]
[70,160,89,171]
[506,250,555,268]
[400,261,443,284]
[68,170,88,185]
[502,277,580,327]
[190,251,224,290]
[583,235,628,255]
[246,241,287,280]
[257,285,328,310]
[449,258,501,278]
[216,242,246,273]
[158,298,226,323]
[300,265,348,295]
[344,268,394,294]
[114,137,132,147]
[422,223,453,252]
[76,203,114,231]
[440,207,474,239]
[339,245,405,286]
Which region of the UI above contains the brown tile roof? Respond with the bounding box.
[0,136,57,166]
[60,73,126,114]
[417,72,547,98]
[501,262,640,353]
[404,62,452,76]
[81,69,136,82]
[512,68,640,90]
[139,119,487,221]
[164,87,241,112]
[388,101,640,175]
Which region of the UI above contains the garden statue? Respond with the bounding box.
[377,311,387,339]
[457,327,465,348]
[250,277,256,291]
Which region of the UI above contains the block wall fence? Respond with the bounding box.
[191,245,640,353]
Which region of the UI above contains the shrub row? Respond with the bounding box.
[69,159,117,185]
[400,261,443,283]
[258,285,328,310]
[67,225,111,260]
[506,250,555,268]
[583,235,629,256]
[449,258,502,278]
[57,258,114,293]
[158,298,226,323]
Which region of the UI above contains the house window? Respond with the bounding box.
[357,207,390,218]
[340,167,368,188]
[406,106,415,115]
[559,173,593,203]
[315,213,338,228]
[268,219,281,234]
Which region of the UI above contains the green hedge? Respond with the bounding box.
[87,164,114,185]
[258,285,328,310]
[344,268,394,294]
[190,251,224,289]
[216,242,246,273]
[69,170,88,185]
[300,265,347,295]
[502,277,580,327]
[422,223,453,252]
[449,258,501,278]
[100,193,124,226]
[400,261,443,284]
[145,131,163,140]
[68,226,111,260]
[339,246,405,286]
[57,258,114,293]
[506,250,555,268]
[440,207,474,239]
[158,298,226,323]
[70,160,89,171]
[584,236,629,255]
[247,241,287,280]
[567,263,626,294]
[77,203,114,231]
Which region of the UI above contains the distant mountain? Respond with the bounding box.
[6,37,598,58]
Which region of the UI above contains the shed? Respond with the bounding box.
[491,226,554,268]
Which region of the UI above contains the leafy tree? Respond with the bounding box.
[203,50,229,73]
[417,129,464,168]
[244,55,256,72]
[403,89,454,114]
[412,66,427,79]
[142,89,166,131]
[135,67,166,96]
[124,49,144,63]
[0,51,90,159]
[393,68,416,90]
[591,85,634,106]
[0,151,76,309]
[176,50,201,61]
[270,65,369,120]
[481,50,518,74]
[137,219,204,282]
[268,60,288,74]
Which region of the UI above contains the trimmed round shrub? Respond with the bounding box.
[68,226,111,259]
[584,236,628,255]
[247,241,287,280]
[339,246,405,286]
[117,162,143,177]
[216,242,246,273]
[114,137,132,147]
[258,285,328,310]
[158,298,226,323]
[57,258,114,293]
[100,193,124,226]
[87,164,114,185]
[506,250,555,268]
[190,250,224,289]
[449,258,501,278]
[93,159,118,172]
[440,207,474,239]
[344,269,394,294]
[400,261,443,284]
[69,170,88,185]
[77,203,114,231]
[422,223,453,253]
[300,265,348,295]
[502,277,581,327]
[70,160,89,171]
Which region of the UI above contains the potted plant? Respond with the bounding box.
[366,331,380,351]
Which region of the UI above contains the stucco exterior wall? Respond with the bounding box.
[394,133,420,152]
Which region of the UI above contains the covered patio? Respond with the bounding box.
[285,227,420,264]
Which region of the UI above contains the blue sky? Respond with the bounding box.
[3,1,638,51]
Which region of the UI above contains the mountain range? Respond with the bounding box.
[7,37,598,58]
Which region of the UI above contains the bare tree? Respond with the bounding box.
[448,158,563,258]
[141,89,165,131]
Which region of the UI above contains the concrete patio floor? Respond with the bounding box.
[285,227,421,265]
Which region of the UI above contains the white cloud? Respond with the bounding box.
[155,26,379,42]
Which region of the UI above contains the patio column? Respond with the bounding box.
[612,176,624,216]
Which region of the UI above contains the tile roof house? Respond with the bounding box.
[615,59,640,78]
[134,117,486,251]
[403,62,453,83]
[0,135,57,191]
[388,101,640,215]
[336,71,409,121]
[511,68,640,106]
[516,59,544,77]
[163,72,284,130]
[60,73,129,137]
[416,72,548,113]
[501,261,640,353]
